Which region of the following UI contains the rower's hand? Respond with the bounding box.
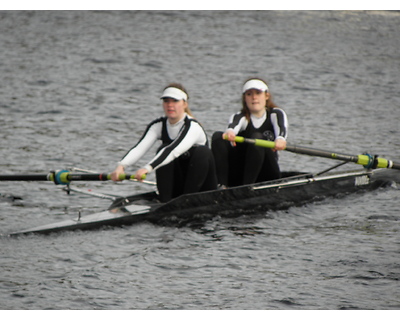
[111,165,125,181]
[135,168,148,182]
[223,131,237,147]
[273,138,287,151]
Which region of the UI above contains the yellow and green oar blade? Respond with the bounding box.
[233,136,400,170]
[0,170,147,185]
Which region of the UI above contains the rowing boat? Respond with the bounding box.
[3,136,399,236]
[7,167,398,236]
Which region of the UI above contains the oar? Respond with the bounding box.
[0,170,147,185]
[68,167,156,186]
[232,136,400,170]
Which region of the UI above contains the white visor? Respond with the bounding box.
[242,79,269,93]
[160,87,188,101]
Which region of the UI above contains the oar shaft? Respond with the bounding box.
[0,174,51,181]
[285,144,396,169]
[284,144,359,163]
[0,171,147,184]
[234,136,400,170]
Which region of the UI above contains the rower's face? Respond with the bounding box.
[162,98,187,123]
[244,89,269,113]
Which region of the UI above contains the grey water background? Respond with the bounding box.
[0,10,400,310]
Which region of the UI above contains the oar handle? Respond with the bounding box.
[51,171,147,185]
[234,136,276,149]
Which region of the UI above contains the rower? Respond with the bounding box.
[110,83,218,202]
[212,78,288,188]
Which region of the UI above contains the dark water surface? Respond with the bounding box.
[1,11,400,310]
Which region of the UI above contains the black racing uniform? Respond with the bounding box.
[212,108,288,187]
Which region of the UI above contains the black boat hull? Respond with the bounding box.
[9,169,398,236]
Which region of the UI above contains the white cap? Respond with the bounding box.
[242,79,269,93]
[160,87,188,101]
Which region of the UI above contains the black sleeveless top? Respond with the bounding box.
[239,110,276,141]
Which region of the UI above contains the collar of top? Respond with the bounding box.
[160,87,188,101]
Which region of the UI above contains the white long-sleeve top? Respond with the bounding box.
[118,114,208,173]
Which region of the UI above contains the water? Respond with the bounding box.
[1,10,400,310]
